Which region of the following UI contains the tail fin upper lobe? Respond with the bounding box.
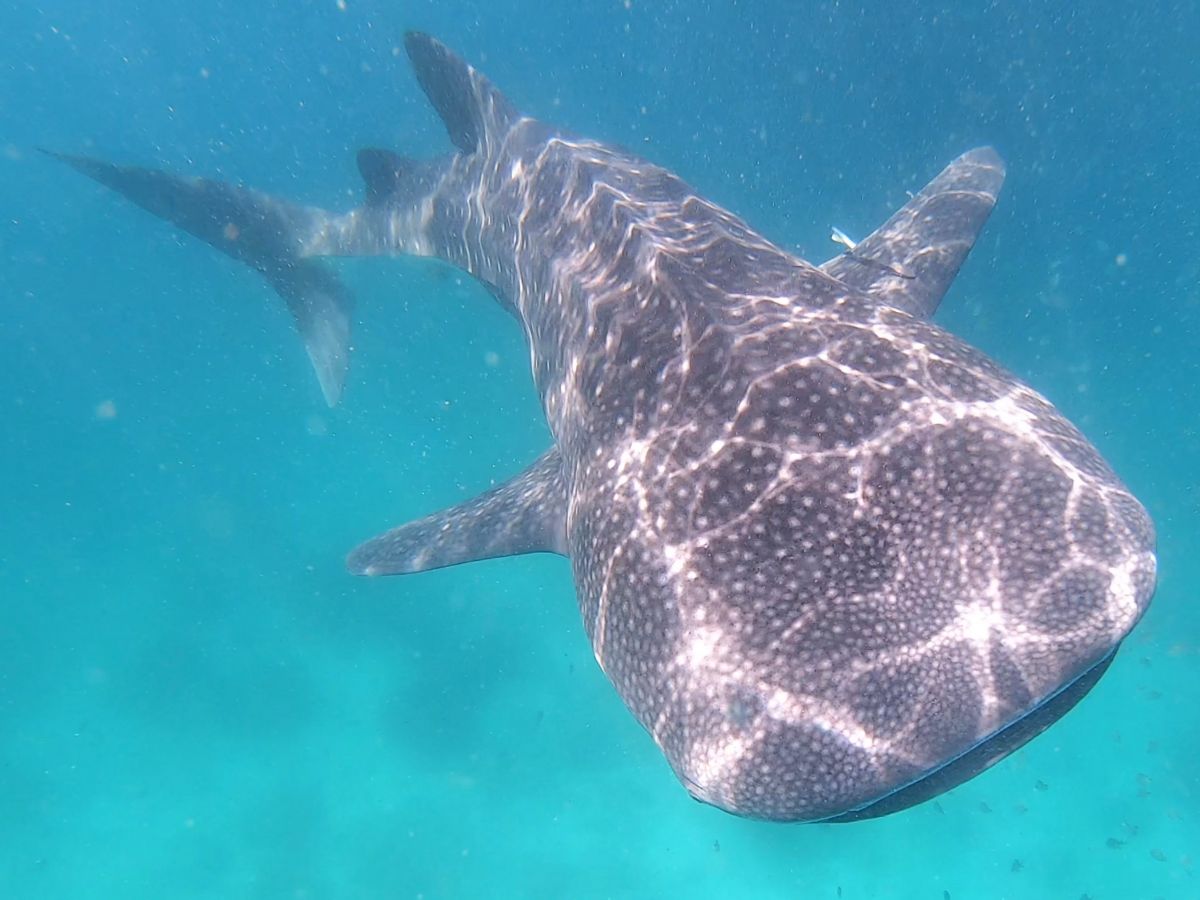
[403,31,518,153]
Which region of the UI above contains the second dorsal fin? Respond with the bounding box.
[356,148,414,204]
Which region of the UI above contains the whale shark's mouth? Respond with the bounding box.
[819,645,1118,823]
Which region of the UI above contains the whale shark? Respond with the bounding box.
[49,33,1156,822]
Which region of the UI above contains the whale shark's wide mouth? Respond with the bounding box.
[816,645,1119,823]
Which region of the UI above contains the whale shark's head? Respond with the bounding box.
[573,310,1155,822]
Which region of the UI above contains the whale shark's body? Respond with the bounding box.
[50,34,1156,822]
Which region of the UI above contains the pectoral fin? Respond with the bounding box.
[821,147,1006,319]
[347,447,568,576]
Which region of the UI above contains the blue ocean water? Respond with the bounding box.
[2,0,1196,897]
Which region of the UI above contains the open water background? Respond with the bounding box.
[1,1,1197,897]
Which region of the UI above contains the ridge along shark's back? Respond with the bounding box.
[49,32,1156,822]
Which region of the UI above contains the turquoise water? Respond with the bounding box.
[2,1,1197,897]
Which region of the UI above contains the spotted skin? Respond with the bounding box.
[52,34,1155,822]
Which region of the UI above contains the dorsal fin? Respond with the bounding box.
[404,31,518,153]
[346,447,567,576]
[356,148,415,204]
[820,147,1006,318]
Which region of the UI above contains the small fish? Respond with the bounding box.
[1034,779,1049,792]
[1010,859,1023,873]
[1150,848,1168,862]
[1137,773,1152,797]
[713,840,721,853]
[1013,802,1028,815]
[1106,837,1126,849]
[943,891,951,900]
[978,801,992,813]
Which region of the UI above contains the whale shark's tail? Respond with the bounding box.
[41,149,354,406]
[42,34,510,407]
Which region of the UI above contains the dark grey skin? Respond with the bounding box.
[50,34,1156,822]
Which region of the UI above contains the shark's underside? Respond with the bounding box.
[48,33,1156,822]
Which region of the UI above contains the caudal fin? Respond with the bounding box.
[44,149,353,405]
[403,31,518,153]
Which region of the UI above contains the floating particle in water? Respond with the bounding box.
[1035,780,1049,792]
[1011,859,1024,873]
[1136,773,1152,797]
[1106,837,1126,850]
[1150,848,1168,862]
[94,399,118,420]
